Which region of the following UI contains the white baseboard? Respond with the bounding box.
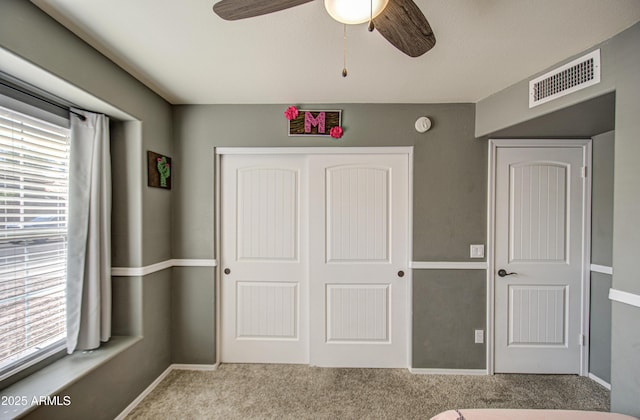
[172,363,219,371]
[114,363,219,419]
[409,368,488,375]
[588,372,611,390]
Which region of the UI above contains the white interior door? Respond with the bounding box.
[309,154,409,368]
[220,154,308,363]
[494,144,587,373]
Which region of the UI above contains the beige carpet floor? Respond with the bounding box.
[126,364,609,419]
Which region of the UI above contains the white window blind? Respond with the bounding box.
[0,104,70,378]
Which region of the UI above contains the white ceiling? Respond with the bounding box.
[32,0,640,105]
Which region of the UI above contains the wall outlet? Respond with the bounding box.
[470,244,484,258]
[474,329,484,344]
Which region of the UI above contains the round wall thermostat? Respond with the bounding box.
[415,116,432,133]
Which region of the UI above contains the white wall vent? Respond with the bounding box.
[529,49,600,108]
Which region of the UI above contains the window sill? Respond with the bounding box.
[0,336,141,420]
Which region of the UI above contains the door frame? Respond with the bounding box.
[214,146,414,368]
[486,139,592,376]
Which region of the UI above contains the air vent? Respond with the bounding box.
[529,49,600,108]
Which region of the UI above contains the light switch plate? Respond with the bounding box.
[470,244,484,258]
[475,329,484,344]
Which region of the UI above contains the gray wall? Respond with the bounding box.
[0,1,173,418]
[589,130,615,384]
[609,22,640,416]
[590,272,612,383]
[480,92,615,140]
[171,267,216,364]
[413,270,486,369]
[172,103,488,368]
[476,22,640,416]
[591,131,615,268]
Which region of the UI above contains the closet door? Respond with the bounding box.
[220,154,308,363]
[309,154,409,367]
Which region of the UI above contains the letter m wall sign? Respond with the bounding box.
[288,110,342,137]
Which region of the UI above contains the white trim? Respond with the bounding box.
[487,139,592,377]
[488,139,592,148]
[581,140,593,377]
[172,259,218,267]
[111,259,217,277]
[111,260,173,277]
[486,139,497,375]
[609,288,640,308]
[588,372,612,390]
[215,151,222,366]
[410,261,488,270]
[215,146,414,155]
[171,363,219,371]
[114,363,219,419]
[409,368,488,376]
[590,264,613,275]
[407,150,414,370]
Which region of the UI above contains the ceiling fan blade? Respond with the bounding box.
[213,0,314,21]
[373,0,436,57]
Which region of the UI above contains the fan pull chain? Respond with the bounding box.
[368,0,375,32]
[342,24,348,77]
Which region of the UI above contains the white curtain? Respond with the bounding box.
[66,108,112,354]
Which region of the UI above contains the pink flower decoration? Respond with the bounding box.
[157,157,162,162]
[330,126,344,139]
[284,106,299,121]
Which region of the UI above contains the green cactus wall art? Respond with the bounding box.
[147,151,172,189]
[157,156,170,187]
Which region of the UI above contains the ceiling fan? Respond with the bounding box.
[212,0,436,58]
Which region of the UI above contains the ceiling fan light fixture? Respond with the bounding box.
[324,0,389,25]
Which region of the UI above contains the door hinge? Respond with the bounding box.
[581,166,587,178]
[579,334,585,346]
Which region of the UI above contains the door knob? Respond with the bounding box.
[497,269,517,277]
[224,268,231,275]
[397,270,405,278]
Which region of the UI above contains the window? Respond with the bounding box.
[0,104,70,380]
